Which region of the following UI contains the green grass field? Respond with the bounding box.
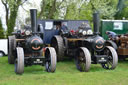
[0,57,128,85]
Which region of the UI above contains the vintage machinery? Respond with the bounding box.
[106,33,128,59]
[8,9,57,74]
[51,12,118,72]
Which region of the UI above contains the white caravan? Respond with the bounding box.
[0,39,8,57]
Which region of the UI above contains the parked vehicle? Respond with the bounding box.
[50,12,118,72]
[106,31,128,59]
[8,9,57,74]
[0,39,8,57]
[100,20,128,40]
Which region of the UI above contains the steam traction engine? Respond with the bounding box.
[106,33,128,59]
[51,12,118,72]
[8,9,57,74]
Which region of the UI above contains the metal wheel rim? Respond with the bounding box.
[45,51,51,72]
[102,48,113,69]
[0,52,3,57]
[15,59,18,73]
[76,49,86,71]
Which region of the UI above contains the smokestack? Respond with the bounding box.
[93,11,100,35]
[30,9,37,33]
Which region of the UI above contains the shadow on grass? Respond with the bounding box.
[0,56,124,74]
[58,59,107,73]
[90,65,105,72]
[118,59,128,64]
[22,57,128,74]
[58,59,110,72]
[23,65,48,74]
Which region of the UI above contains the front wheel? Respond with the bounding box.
[15,47,24,74]
[45,47,57,72]
[101,46,118,70]
[0,51,4,57]
[75,47,91,72]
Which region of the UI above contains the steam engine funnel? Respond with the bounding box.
[93,12,100,35]
[30,9,37,33]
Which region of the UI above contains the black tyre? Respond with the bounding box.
[45,47,57,72]
[75,47,91,72]
[8,35,16,64]
[101,46,118,70]
[0,51,4,57]
[15,47,24,74]
[51,35,65,61]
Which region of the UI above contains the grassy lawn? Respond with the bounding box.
[0,57,128,85]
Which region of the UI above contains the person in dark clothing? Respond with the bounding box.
[61,23,68,32]
[59,23,69,35]
[106,31,117,39]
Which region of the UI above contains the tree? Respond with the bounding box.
[89,0,117,19]
[0,19,5,39]
[59,0,87,20]
[1,0,27,36]
[64,2,78,19]
[64,0,117,20]
[38,0,127,21]
[38,0,65,19]
[115,0,128,19]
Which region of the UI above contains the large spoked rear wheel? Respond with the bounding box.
[8,35,16,64]
[45,47,57,72]
[101,46,118,70]
[15,47,24,74]
[51,35,65,61]
[75,47,91,72]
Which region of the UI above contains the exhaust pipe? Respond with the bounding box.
[93,11,100,35]
[30,9,37,33]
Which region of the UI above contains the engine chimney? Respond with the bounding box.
[30,9,37,33]
[93,11,100,35]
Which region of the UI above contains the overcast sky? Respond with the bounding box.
[0,0,41,29]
